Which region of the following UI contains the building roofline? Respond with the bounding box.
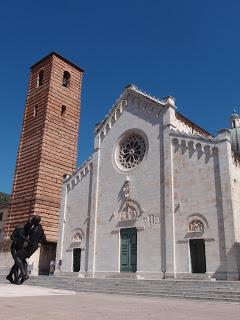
[176,112,212,137]
[95,84,212,138]
[30,51,84,73]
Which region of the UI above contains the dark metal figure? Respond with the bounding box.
[6,220,33,283]
[6,215,46,284]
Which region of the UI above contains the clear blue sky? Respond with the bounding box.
[1,0,240,193]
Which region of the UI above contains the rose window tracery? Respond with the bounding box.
[118,135,146,169]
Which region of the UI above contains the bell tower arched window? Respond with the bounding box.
[62,71,70,87]
[37,70,44,87]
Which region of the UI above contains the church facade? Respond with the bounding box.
[56,84,240,280]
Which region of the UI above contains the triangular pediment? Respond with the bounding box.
[95,84,168,138]
[95,84,211,142]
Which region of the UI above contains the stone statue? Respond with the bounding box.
[6,215,46,284]
[123,180,130,199]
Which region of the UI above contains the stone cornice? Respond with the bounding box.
[169,128,216,143]
[95,84,166,134]
[64,156,93,191]
[96,85,166,143]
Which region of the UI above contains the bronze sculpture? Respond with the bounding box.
[6,215,46,284]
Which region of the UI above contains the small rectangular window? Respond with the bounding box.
[0,212,3,221]
[37,70,44,87]
[61,105,66,116]
[33,105,38,117]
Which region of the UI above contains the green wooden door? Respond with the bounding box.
[120,228,137,272]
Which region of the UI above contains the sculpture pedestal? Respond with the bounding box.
[27,247,40,276]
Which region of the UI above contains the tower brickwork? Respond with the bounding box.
[5,52,83,243]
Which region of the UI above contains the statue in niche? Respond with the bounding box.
[123,177,130,200]
[115,176,140,221]
[189,220,204,233]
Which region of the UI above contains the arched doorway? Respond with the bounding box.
[71,230,84,273]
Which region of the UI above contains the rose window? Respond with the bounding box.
[118,134,146,169]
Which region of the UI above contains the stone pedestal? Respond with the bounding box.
[27,248,40,276]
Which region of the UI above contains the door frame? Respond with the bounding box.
[72,248,81,272]
[120,227,137,273]
[189,238,206,273]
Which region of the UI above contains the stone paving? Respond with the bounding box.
[0,284,240,320]
[0,283,75,297]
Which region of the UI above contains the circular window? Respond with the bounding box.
[118,134,146,169]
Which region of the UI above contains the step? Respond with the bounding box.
[1,275,240,303]
[24,280,240,293]
[6,278,240,297]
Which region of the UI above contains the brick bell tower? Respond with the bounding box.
[5,52,83,273]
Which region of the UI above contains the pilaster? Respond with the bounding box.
[160,98,176,277]
[216,129,239,280]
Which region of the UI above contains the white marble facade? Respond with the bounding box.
[55,85,240,280]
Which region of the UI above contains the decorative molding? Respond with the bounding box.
[232,152,240,167]
[97,99,128,143]
[96,85,166,143]
[170,129,215,143]
[184,214,209,237]
[171,136,218,157]
[66,157,93,192]
[176,238,215,244]
[72,232,83,243]
[143,214,160,226]
[112,177,144,223]
[188,220,204,233]
[69,228,84,248]
[119,203,138,221]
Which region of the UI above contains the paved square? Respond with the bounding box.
[0,283,75,297]
[0,284,240,320]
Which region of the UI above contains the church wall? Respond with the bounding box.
[216,136,239,279]
[172,137,224,277]
[231,159,240,243]
[231,158,240,275]
[93,98,163,276]
[55,87,240,280]
[55,162,93,275]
